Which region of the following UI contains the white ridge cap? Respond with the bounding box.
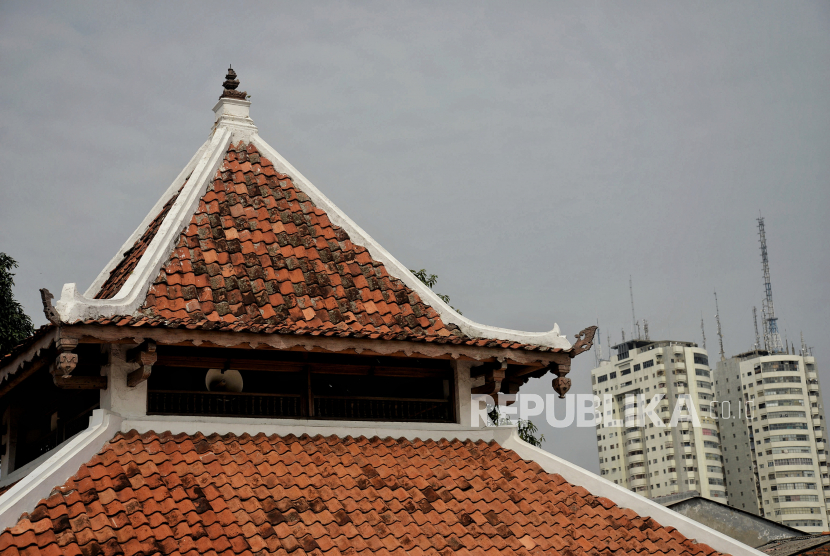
[501,429,765,556]
[56,127,234,322]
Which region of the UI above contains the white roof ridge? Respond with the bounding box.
[55,94,572,350]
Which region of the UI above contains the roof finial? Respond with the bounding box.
[220,65,247,100]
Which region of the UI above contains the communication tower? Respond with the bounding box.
[753,306,761,351]
[715,290,725,361]
[757,216,784,353]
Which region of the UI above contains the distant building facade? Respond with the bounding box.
[591,339,727,502]
[715,350,828,532]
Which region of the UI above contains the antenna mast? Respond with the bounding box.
[629,276,638,339]
[758,216,784,353]
[753,306,761,351]
[715,290,725,361]
[801,332,807,356]
[700,314,706,350]
[595,318,603,366]
[643,319,650,341]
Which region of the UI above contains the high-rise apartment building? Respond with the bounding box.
[715,350,828,532]
[591,340,727,502]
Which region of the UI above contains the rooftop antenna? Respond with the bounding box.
[801,332,807,356]
[621,328,626,344]
[753,306,761,351]
[714,290,725,361]
[700,314,706,350]
[595,318,603,366]
[758,215,784,353]
[643,319,650,341]
[629,276,638,339]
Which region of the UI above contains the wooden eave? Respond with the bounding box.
[58,323,573,367]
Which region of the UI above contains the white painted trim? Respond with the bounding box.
[0,410,122,531]
[56,130,234,322]
[251,135,571,350]
[501,429,765,556]
[0,434,78,488]
[82,139,212,298]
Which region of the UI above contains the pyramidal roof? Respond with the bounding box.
[54,69,572,352]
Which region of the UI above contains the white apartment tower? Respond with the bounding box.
[591,339,727,502]
[715,350,828,532]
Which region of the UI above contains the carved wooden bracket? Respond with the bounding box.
[471,360,507,396]
[50,336,108,389]
[569,326,598,359]
[126,340,157,387]
[54,338,79,379]
[39,288,62,325]
[552,360,572,399]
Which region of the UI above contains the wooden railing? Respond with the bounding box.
[314,396,452,422]
[148,391,302,418]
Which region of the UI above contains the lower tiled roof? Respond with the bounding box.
[758,534,830,555]
[0,432,724,556]
[0,324,55,372]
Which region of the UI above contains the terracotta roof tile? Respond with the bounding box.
[1,432,729,556]
[66,142,570,354]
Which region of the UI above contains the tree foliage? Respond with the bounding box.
[487,406,546,448]
[409,269,461,314]
[0,253,34,356]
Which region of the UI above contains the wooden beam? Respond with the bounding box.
[154,354,451,378]
[52,376,108,390]
[60,324,569,366]
[471,362,507,395]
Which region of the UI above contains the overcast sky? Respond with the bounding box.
[1,1,828,471]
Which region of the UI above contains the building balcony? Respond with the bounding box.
[629,476,649,488]
[627,452,646,463]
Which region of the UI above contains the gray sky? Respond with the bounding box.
[1,1,828,472]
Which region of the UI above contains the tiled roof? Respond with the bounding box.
[134,142,463,340]
[95,183,186,300]
[0,431,726,556]
[72,316,565,353]
[0,325,54,368]
[758,534,830,555]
